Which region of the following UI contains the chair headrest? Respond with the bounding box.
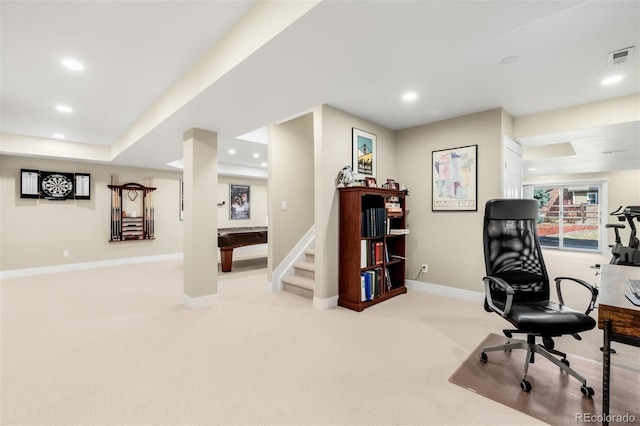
[485,199,539,220]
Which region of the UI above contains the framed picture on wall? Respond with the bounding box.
[432,144,477,211]
[179,179,184,221]
[230,184,250,220]
[352,128,376,179]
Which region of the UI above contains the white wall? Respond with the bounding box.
[314,104,397,300]
[0,155,183,271]
[217,175,267,228]
[395,108,506,292]
[267,113,315,281]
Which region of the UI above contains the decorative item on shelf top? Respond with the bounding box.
[365,177,377,187]
[108,176,156,242]
[381,179,398,190]
[20,169,90,200]
[335,165,357,188]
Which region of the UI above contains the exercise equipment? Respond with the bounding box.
[606,206,640,266]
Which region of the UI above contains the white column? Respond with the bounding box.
[183,128,218,308]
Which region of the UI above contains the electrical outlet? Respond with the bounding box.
[421,263,428,273]
[63,250,70,258]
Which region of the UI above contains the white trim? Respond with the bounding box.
[313,295,338,310]
[405,279,484,302]
[271,226,315,292]
[523,177,608,186]
[183,292,219,309]
[265,280,275,291]
[0,253,184,279]
[503,134,522,155]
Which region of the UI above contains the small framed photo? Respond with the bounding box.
[365,177,377,187]
[386,179,398,190]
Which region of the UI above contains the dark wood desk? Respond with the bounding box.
[597,264,640,425]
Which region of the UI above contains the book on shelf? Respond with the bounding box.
[361,207,386,237]
[385,268,392,290]
[360,269,383,301]
[361,240,384,267]
[389,228,410,235]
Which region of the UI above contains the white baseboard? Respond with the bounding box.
[265,280,278,292]
[182,293,219,309]
[0,253,184,279]
[313,295,338,310]
[405,279,484,302]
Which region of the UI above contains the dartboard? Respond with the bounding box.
[41,173,73,198]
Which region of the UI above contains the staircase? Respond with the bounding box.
[281,249,315,299]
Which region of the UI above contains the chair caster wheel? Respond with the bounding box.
[581,385,594,397]
[480,352,488,363]
[561,359,570,367]
[520,380,532,392]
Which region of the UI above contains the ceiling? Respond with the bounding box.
[1,0,639,178]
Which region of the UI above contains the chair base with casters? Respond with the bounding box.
[479,331,594,396]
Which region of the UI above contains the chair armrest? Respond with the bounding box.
[483,276,515,317]
[554,276,599,315]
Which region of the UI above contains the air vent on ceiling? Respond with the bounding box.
[608,46,635,66]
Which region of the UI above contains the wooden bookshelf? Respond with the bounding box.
[338,186,407,311]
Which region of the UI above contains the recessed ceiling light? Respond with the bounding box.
[253,153,260,158]
[527,167,536,171]
[61,58,84,72]
[53,133,65,139]
[402,92,417,102]
[55,105,72,113]
[228,149,236,155]
[601,75,623,85]
[260,162,267,167]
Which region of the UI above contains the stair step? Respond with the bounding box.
[293,261,315,272]
[293,261,315,279]
[282,275,314,299]
[282,275,314,291]
[304,248,315,257]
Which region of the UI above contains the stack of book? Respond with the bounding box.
[385,201,403,217]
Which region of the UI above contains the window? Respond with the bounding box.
[527,182,606,252]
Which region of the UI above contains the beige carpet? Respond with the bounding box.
[449,333,640,426]
[1,259,638,425]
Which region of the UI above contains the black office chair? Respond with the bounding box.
[480,199,598,396]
